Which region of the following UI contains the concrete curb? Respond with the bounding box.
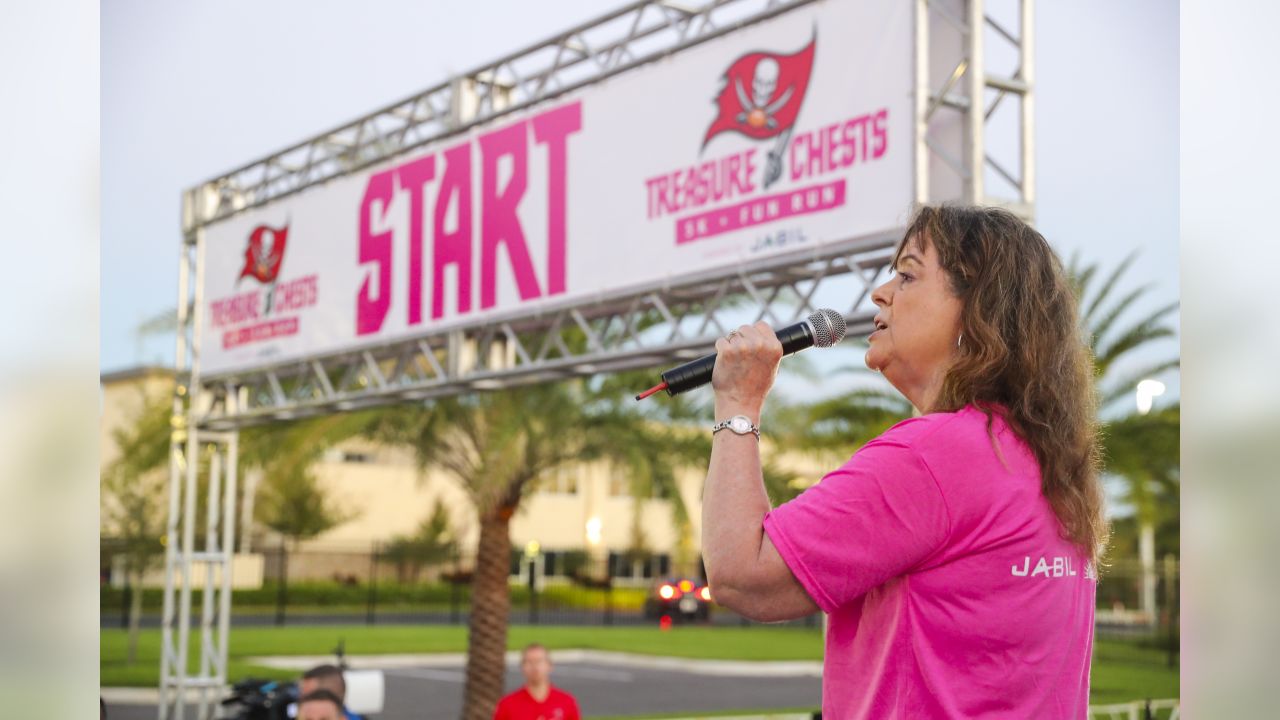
[247,649,825,677]
[102,686,231,704]
[102,652,823,705]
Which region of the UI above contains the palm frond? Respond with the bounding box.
[790,386,913,451]
[1099,358,1181,409]
[1083,250,1139,326]
[1067,251,1097,306]
[1095,302,1179,374]
[1098,403,1180,523]
[1088,283,1151,352]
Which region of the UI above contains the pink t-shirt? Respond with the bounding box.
[763,405,1096,719]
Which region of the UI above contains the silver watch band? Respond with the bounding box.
[712,416,761,439]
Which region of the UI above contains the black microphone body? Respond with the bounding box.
[658,309,845,396]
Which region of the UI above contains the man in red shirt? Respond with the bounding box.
[493,643,580,720]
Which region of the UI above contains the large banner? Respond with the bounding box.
[200,0,913,376]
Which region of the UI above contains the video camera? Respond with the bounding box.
[220,677,299,720]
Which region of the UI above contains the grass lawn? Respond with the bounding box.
[1089,639,1180,705]
[594,709,820,719]
[102,624,824,688]
[102,625,1177,706]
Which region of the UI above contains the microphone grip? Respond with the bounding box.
[659,321,814,396]
[775,321,815,355]
[660,353,717,396]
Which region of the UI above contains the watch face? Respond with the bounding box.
[729,416,751,433]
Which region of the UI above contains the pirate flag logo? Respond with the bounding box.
[703,36,816,189]
[239,223,289,284]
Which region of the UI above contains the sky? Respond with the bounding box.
[101,0,1179,409]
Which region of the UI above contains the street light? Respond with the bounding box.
[1136,378,1166,415]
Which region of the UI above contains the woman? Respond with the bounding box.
[702,205,1106,718]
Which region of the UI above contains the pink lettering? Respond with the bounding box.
[272,275,318,313]
[787,108,889,182]
[351,100,582,335]
[740,149,758,195]
[433,143,472,320]
[843,115,869,164]
[789,135,804,182]
[872,109,888,158]
[643,148,758,219]
[397,155,436,326]
[645,176,663,219]
[824,124,840,172]
[210,291,260,328]
[479,120,541,309]
[677,180,845,244]
[357,169,395,335]
[532,101,582,296]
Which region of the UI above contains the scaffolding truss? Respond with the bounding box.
[182,0,822,235]
[159,0,1034,717]
[197,235,897,430]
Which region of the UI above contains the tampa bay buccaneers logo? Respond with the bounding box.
[703,36,815,189]
[239,223,289,284]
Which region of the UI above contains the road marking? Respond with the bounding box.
[387,667,466,682]
[553,665,634,681]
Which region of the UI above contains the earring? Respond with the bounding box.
[957,333,963,348]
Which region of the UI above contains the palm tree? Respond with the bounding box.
[780,375,912,446]
[363,383,599,720]
[1070,251,1179,617]
[381,498,458,583]
[1070,253,1179,409]
[242,412,372,551]
[365,376,705,720]
[102,391,173,665]
[589,368,712,577]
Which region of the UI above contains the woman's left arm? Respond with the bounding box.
[702,322,819,622]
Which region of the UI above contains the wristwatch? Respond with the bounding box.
[712,415,760,439]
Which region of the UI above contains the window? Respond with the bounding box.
[609,475,670,499]
[540,465,579,495]
[322,448,375,464]
[608,475,630,497]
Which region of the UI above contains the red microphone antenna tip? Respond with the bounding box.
[635,381,668,401]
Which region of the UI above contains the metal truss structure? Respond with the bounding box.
[918,0,1034,213]
[198,235,898,431]
[159,0,1034,717]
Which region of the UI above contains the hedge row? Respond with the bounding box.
[101,581,648,612]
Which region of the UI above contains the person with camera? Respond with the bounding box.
[295,689,344,720]
[298,664,364,720]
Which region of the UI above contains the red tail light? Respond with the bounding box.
[658,584,676,600]
[699,586,712,602]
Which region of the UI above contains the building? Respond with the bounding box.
[102,365,821,585]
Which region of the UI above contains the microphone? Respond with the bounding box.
[635,308,847,400]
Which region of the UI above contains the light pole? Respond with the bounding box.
[1135,378,1166,625]
[524,540,541,624]
[1136,378,1166,415]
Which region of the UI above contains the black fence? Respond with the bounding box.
[101,543,1175,661]
[101,543,822,630]
[1093,556,1179,668]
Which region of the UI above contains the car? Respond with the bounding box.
[642,577,713,622]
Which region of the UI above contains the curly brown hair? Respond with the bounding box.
[897,204,1108,565]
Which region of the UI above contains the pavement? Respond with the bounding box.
[102,652,823,719]
[102,609,823,629]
